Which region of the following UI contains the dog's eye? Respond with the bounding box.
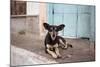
[49,27,53,31]
[55,27,58,31]
[50,28,53,31]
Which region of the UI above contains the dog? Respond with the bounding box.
[43,23,72,58]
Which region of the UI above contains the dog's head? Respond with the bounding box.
[43,23,65,40]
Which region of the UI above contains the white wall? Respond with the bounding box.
[27,2,40,15]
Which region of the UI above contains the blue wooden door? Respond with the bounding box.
[77,6,91,38]
[47,3,54,25]
[63,5,77,37]
[47,3,94,39]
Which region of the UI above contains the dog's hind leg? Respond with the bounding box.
[59,39,73,49]
[67,43,73,48]
[59,39,68,49]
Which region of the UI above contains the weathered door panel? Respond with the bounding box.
[77,6,91,38]
[47,3,53,25]
[77,14,90,38]
[63,14,77,37]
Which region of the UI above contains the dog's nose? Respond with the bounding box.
[53,34,55,37]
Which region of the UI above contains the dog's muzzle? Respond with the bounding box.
[53,34,56,37]
[51,31,57,40]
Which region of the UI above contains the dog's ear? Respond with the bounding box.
[57,24,65,31]
[43,23,50,30]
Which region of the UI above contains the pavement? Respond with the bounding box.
[11,32,95,66]
[11,45,57,66]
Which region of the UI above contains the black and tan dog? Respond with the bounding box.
[43,23,72,58]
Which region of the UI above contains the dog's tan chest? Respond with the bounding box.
[46,44,58,49]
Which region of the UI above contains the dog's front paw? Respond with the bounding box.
[52,54,58,59]
[57,54,62,58]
